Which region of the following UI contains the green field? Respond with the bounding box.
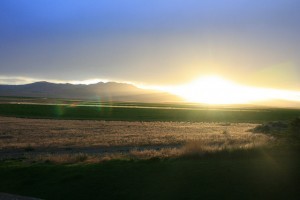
[0,103,300,122]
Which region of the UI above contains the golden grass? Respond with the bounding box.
[27,135,270,164]
[0,116,274,162]
[25,134,272,164]
[0,117,269,149]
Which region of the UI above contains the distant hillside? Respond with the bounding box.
[0,82,183,102]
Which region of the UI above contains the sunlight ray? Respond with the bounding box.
[163,76,300,104]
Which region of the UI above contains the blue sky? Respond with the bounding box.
[0,0,300,89]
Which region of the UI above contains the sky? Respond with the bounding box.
[1,0,300,91]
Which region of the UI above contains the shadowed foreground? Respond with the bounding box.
[0,193,42,200]
[0,147,299,200]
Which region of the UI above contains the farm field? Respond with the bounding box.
[1,100,300,122]
[0,100,299,200]
[0,116,271,161]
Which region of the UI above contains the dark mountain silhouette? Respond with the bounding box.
[0,81,183,102]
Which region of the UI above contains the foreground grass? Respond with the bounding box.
[0,147,299,200]
[0,103,300,122]
[0,116,268,150]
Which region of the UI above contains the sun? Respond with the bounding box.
[139,75,300,105]
[166,76,268,104]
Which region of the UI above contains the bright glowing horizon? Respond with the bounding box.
[1,74,300,106]
[151,75,300,105]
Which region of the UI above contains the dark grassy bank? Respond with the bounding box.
[0,103,300,122]
[0,147,299,200]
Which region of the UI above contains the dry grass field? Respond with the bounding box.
[0,114,299,200]
[0,116,273,162]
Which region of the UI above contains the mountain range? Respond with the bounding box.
[0,81,183,102]
[1,82,300,107]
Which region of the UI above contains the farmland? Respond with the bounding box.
[0,116,272,162]
[0,100,300,122]
[0,99,300,199]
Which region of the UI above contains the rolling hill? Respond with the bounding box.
[0,82,183,102]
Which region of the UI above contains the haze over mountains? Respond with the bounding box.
[0,81,300,108]
[0,81,183,102]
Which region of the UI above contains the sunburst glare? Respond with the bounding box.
[163,75,300,105]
